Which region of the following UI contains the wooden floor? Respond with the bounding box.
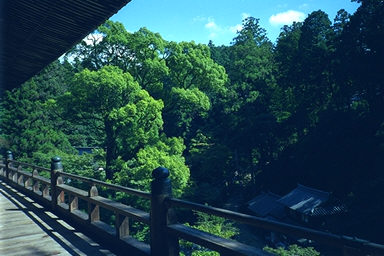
[0,181,116,256]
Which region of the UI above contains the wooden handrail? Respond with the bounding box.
[5,159,151,199]
[56,170,151,199]
[165,197,384,255]
[1,152,384,256]
[8,159,50,172]
[0,154,151,256]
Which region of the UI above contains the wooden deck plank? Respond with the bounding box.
[0,233,68,256]
[0,233,53,248]
[0,196,69,256]
[0,181,116,256]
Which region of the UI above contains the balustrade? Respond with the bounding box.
[1,151,384,256]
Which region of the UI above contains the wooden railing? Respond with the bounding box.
[1,150,384,256]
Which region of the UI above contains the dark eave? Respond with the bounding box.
[2,0,130,91]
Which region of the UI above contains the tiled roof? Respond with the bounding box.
[247,192,285,218]
[311,204,347,216]
[277,184,330,215]
[248,185,347,219]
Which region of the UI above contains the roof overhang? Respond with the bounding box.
[1,0,130,91]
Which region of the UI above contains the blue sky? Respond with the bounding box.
[111,0,360,45]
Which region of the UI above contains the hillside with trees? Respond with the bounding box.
[1,0,383,249]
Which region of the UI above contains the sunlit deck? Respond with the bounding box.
[0,181,115,256]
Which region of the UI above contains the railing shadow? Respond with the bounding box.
[0,180,116,256]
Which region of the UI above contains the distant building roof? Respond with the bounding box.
[247,192,285,219]
[277,184,331,215]
[311,204,347,216]
[248,185,346,220]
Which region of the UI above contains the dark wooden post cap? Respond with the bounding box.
[151,167,171,195]
[6,150,13,160]
[51,156,63,171]
[152,166,170,179]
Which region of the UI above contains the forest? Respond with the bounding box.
[0,0,383,252]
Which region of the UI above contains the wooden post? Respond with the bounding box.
[57,176,65,205]
[25,174,33,190]
[70,195,78,212]
[150,167,179,256]
[116,213,129,239]
[43,184,49,198]
[88,185,99,222]
[5,150,13,181]
[17,172,23,186]
[33,169,40,194]
[12,164,20,183]
[50,156,63,209]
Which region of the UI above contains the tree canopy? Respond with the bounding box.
[2,2,384,246]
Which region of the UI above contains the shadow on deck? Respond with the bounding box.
[0,181,116,256]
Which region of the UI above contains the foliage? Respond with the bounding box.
[180,211,239,256]
[265,2,384,242]
[115,136,189,196]
[0,61,75,160]
[162,41,227,140]
[68,21,228,148]
[60,65,165,179]
[61,149,106,180]
[131,223,150,243]
[59,65,190,194]
[3,3,384,245]
[264,244,320,256]
[194,16,280,189]
[164,87,210,137]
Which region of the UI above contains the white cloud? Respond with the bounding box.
[229,24,243,33]
[205,19,218,30]
[241,13,250,20]
[201,14,248,41]
[203,18,222,40]
[229,13,249,34]
[269,10,305,26]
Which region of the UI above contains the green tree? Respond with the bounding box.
[229,17,274,86]
[60,65,190,195]
[207,40,230,68]
[115,136,189,196]
[161,40,228,142]
[0,61,75,161]
[274,22,302,91]
[335,0,384,114]
[68,21,228,147]
[221,17,278,185]
[60,66,164,179]
[67,21,169,97]
[265,3,384,243]
[291,10,334,131]
[181,212,239,256]
[163,87,210,138]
